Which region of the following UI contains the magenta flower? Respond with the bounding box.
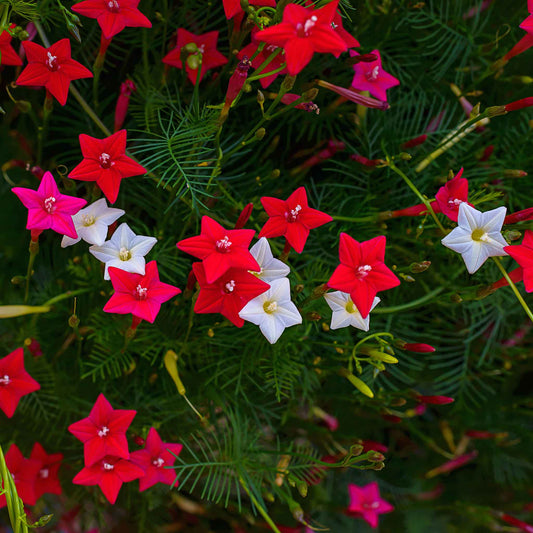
[68,393,137,466]
[130,427,183,491]
[350,49,399,102]
[103,261,181,323]
[347,482,394,528]
[12,171,87,240]
[255,0,347,75]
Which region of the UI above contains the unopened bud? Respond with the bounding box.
[305,311,321,321]
[257,90,265,103]
[503,169,528,178]
[367,451,385,462]
[410,260,431,273]
[504,230,521,241]
[11,276,25,285]
[270,169,280,179]
[399,152,412,160]
[399,273,415,282]
[301,88,319,101]
[68,314,80,328]
[255,127,266,140]
[485,105,507,117]
[451,293,463,303]
[183,42,198,53]
[186,54,200,70]
[66,20,82,43]
[311,283,328,298]
[350,443,364,456]
[294,283,304,293]
[369,461,385,471]
[296,480,308,497]
[368,350,398,364]
[281,75,296,92]
[16,100,32,113]
[207,328,214,338]
[390,397,407,407]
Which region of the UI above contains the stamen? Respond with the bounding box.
[215,235,232,252]
[366,66,380,81]
[46,52,58,71]
[471,229,488,242]
[44,196,56,213]
[345,300,359,314]
[355,264,372,279]
[152,457,165,468]
[263,301,278,314]
[285,204,302,222]
[0,375,10,386]
[136,284,148,300]
[39,468,49,479]
[99,152,114,169]
[119,247,132,261]
[82,214,96,226]
[224,280,236,293]
[97,426,110,437]
[102,461,114,470]
[107,0,120,12]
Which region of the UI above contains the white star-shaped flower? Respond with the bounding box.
[324,291,380,331]
[249,237,291,282]
[61,198,125,248]
[238,277,302,344]
[89,222,157,280]
[441,203,508,274]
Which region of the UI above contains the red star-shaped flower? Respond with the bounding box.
[103,260,181,323]
[258,187,333,253]
[162,29,228,84]
[254,0,347,76]
[28,443,63,504]
[192,262,269,327]
[72,455,145,504]
[0,445,41,508]
[177,216,259,284]
[72,0,152,40]
[12,171,87,240]
[346,482,394,528]
[68,393,137,466]
[16,39,93,106]
[434,168,473,222]
[130,427,183,491]
[0,27,22,66]
[237,40,287,88]
[0,347,40,418]
[350,49,399,102]
[327,233,400,319]
[223,0,275,20]
[68,129,147,204]
[504,230,533,292]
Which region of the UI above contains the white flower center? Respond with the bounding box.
[82,214,96,226]
[103,461,114,470]
[99,152,114,169]
[297,15,318,37]
[355,264,372,279]
[46,52,58,71]
[152,457,165,468]
[0,375,10,386]
[119,247,132,261]
[285,204,302,223]
[44,196,56,213]
[136,284,148,300]
[224,280,236,293]
[97,426,110,437]
[39,468,49,479]
[263,301,278,314]
[471,229,488,242]
[366,65,380,81]
[447,198,462,208]
[107,0,120,12]
[363,501,380,510]
[216,235,232,252]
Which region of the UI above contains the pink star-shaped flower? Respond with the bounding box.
[12,171,87,240]
[254,0,347,75]
[0,347,40,418]
[130,427,183,491]
[72,0,152,40]
[327,233,400,319]
[68,129,147,204]
[28,443,63,504]
[350,49,399,102]
[16,39,93,106]
[162,29,228,84]
[504,230,533,292]
[103,260,181,323]
[434,168,473,222]
[259,187,333,253]
[72,455,145,504]
[0,444,41,508]
[192,262,269,327]
[347,482,394,528]
[0,27,22,66]
[68,393,137,466]
[177,216,259,284]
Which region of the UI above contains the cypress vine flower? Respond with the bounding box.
[346,482,394,528]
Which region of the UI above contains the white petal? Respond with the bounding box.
[457,202,480,230]
[239,298,267,325]
[123,255,146,275]
[259,315,286,344]
[349,313,371,331]
[250,237,272,265]
[462,241,488,274]
[274,301,302,327]
[89,243,120,263]
[260,258,291,282]
[61,234,81,248]
[324,291,350,311]
[268,278,291,303]
[112,223,136,248]
[130,235,157,257]
[441,227,473,250]
[97,207,125,225]
[87,198,109,217]
[78,222,109,246]
[330,311,354,330]
[481,206,507,233]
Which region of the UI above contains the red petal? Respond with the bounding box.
[21,41,46,63]
[285,222,309,253]
[16,63,50,87]
[71,0,105,18]
[114,155,147,178]
[45,71,71,106]
[255,23,297,48]
[283,38,315,76]
[99,471,123,504]
[338,233,361,267]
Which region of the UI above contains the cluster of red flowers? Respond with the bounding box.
[69,394,182,504]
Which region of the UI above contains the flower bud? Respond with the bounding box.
[401,134,428,149]
[409,260,431,273]
[504,97,533,112]
[416,395,454,405]
[367,451,385,462]
[368,350,398,364]
[234,203,253,229]
[255,127,266,140]
[186,54,200,70]
[339,368,374,398]
[305,311,322,321]
[68,314,80,328]
[183,42,198,53]
[281,75,296,92]
[11,276,25,285]
[503,169,528,178]
[369,461,385,471]
[504,230,521,241]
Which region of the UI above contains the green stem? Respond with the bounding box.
[238,478,281,533]
[372,286,444,314]
[43,288,92,307]
[24,238,39,304]
[388,160,446,234]
[492,257,533,322]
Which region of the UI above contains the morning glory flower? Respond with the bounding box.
[249,237,290,282]
[238,277,302,344]
[441,203,508,274]
[324,291,380,331]
[61,198,125,248]
[89,222,157,280]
